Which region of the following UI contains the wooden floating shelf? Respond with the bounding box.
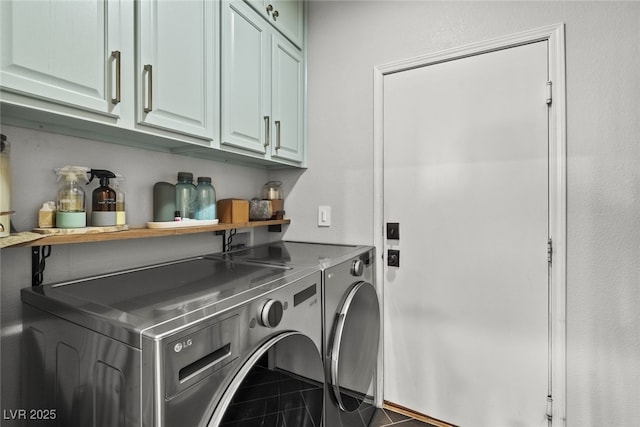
[16,219,291,247]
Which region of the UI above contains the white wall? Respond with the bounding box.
[274,1,640,425]
[0,124,276,410]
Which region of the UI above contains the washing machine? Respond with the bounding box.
[213,241,381,427]
[21,255,324,427]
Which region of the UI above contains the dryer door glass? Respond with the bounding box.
[207,332,324,427]
[329,281,380,412]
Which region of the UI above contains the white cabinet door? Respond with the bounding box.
[0,0,130,118]
[243,0,304,48]
[267,0,303,48]
[270,34,303,163]
[222,0,304,165]
[221,0,270,154]
[137,0,217,140]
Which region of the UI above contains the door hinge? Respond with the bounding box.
[547,238,553,264]
[546,81,552,105]
[546,395,553,422]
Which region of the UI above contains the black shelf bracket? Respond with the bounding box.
[216,229,237,252]
[32,245,52,287]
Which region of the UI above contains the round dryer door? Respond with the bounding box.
[330,281,380,412]
[207,332,324,427]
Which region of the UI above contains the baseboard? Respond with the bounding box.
[383,401,458,427]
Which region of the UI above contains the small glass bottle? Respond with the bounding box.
[175,172,197,219]
[195,176,217,220]
[56,166,88,228]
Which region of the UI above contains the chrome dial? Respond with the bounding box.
[258,299,284,328]
[351,259,364,277]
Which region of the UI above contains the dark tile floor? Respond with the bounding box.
[219,358,323,427]
[217,352,435,427]
[368,408,438,427]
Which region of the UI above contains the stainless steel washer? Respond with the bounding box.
[21,256,324,427]
[213,241,380,427]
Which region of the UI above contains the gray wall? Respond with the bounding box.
[275,1,640,425]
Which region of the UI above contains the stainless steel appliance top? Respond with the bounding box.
[21,256,318,348]
[215,241,373,269]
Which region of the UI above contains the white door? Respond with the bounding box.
[383,41,550,426]
[137,0,217,139]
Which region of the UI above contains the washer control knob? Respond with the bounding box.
[258,299,284,328]
[351,259,364,277]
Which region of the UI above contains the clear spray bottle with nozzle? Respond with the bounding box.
[88,169,117,226]
[55,166,89,228]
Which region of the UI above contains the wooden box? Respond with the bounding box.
[217,199,249,224]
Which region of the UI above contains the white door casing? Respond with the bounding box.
[373,24,566,426]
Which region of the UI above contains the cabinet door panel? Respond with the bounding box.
[138,0,216,140]
[1,0,123,116]
[271,35,303,162]
[221,1,269,154]
[271,0,303,48]
[243,0,303,48]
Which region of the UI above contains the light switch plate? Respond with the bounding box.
[318,205,331,227]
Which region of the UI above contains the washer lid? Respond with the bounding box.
[217,241,371,269]
[329,281,380,412]
[21,257,316,348]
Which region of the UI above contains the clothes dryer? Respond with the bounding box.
[214,241,380,427]
[21,256,324,427]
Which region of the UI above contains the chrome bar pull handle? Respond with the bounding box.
[111,51,121,105]
[275,120,281,150]
[144,64,153,113]
[264,116,270,148]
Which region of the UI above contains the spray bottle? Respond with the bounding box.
[55,166,89,228]
[88,169,117,226]
[112,173,126,226]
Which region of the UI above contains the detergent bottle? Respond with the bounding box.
[88,169,117,226]
[55,166,89,228]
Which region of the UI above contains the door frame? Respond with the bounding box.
[372,24,567,426]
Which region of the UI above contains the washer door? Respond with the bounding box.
[207,332,324,427]
[330,281,380,412]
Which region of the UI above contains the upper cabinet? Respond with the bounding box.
[221,2,270,156]
[0,0,133,121]
[271,35,304,163]
[0,0,305,168]
[136,0,219,141]
[221,0,304,165]
[243,0,304,48]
